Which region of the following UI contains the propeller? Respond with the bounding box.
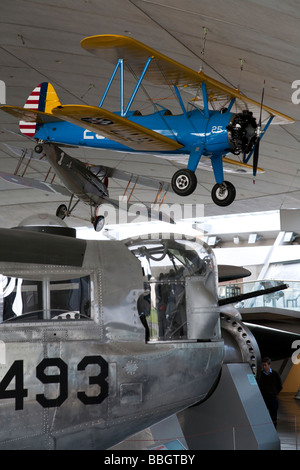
[253,83,265,182]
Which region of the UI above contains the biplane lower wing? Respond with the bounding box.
[222,157,264,174]
[52,105,183,152]
[0,169,173,226]
[153,153,264,175]
[1,144,175,226]
[0,171,71,197]
[5,144,172,193]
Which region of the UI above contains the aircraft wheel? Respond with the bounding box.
[94,215,105,232]
[211,181,236,206]
[171,169,197,196]
[34,144,43,154]
[56,204,68,220]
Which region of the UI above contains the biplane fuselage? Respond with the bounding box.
[34,107,231,162]
[0,227,223,449]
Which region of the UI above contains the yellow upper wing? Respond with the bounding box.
[81,35,294,126]
[52,105,183,151]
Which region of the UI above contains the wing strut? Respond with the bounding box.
[14,148,28,176]
[122,175,138,203]
[44,166,56,184]
[99,57,153,117]
[122,175,169,208]
[202,83,210,118]
[13,147,56,184]
[153,183,169,209]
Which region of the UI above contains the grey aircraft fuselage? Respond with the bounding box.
[0,225,223,450]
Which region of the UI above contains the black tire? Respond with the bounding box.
[56,204,68,220]
[171,169,197,196]
[94,215,105,232]
[34,144,43,154]
[211,181,236,206]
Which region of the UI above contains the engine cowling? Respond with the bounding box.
[227,110,257,155]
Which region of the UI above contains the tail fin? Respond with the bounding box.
[19,82,61,137]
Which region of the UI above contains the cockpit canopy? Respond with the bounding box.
[126,235,215,281]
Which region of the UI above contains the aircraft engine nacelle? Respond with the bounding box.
[199,110,256,158]
[226,110,257,156]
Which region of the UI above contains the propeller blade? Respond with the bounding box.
[253,139,260,179]
[258,85,265,127]
[253,83,265,182]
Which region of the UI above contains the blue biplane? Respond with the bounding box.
[0,35,294,206]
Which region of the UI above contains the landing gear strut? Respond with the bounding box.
[56,202,105,232]
[211,181,236,206]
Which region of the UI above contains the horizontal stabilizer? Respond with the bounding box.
[0,105,62,124]
[52,105,183,151]
[1,83,63,138]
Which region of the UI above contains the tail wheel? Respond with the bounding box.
[34,144,43,154]
[56,204,68,220]
[171,169,197,196]
[94,215,105,232]
[211,181,236,206]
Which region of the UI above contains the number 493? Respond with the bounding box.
[0,356,109,410]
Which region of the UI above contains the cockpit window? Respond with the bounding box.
[126,235,217,342]
[0,275,91,322]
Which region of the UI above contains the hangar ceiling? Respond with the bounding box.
[0,0,300,230]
